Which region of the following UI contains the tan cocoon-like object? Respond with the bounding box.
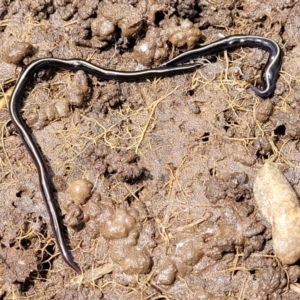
[253,162,300,265]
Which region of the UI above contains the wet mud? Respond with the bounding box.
[1,0,300,299]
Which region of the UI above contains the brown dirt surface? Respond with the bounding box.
[1,0,300,299]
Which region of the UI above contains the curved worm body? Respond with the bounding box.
[161,35,282,98]
[9,59,200,273]
[8,35,282,273]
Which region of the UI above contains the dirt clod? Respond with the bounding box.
[165,18,202,49]
[255,99,274,123]
[100,208,137,239]
[3,41,33,64]
[69,178,93,205]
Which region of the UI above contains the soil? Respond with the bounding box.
[1,0,300,299]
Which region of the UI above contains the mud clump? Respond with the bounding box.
[165,18,201,49]
[68,71,91,107]
[105,149,144,182]
[76,145,145,183]
[64,179,93,230]
[91,14,116,47]
[110,242,152,275]
[67,191,156,275]
[156,237,204,285]
[3,41,33,64]
[64,204,85,231]
[99,208,137,239]
[255,99,273,123]
[205,172,251,203]
[95,202,154,274]
[99,2,143,38]
[69,178,93,205]
[134,27,169,66]
[23,72,92,130]
[92,82,123,114]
